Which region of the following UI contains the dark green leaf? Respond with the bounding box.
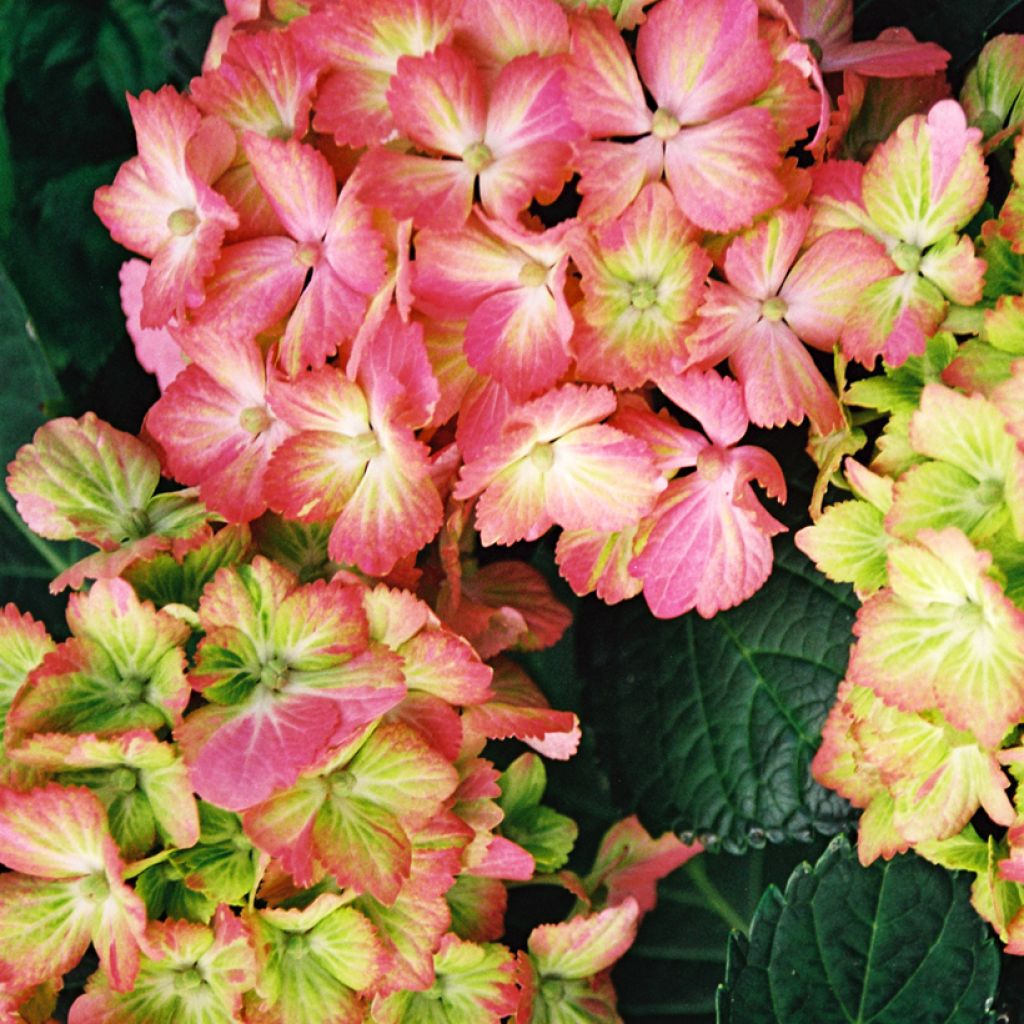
[578,536,856,853]
[717,835,1000,1024]
[0,264,63,469]
[614,842,830,1024]
[96,0,171,103]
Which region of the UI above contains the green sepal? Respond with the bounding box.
[125,524,252,609]
[794,500,889,596]
[169,802,262,908]
[845,333,958,414]
[136,859,217,924]
[497,754,578,873]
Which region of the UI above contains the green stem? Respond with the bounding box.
[0,488,70,574]
[684,858,750,936]
[123,847,177,879]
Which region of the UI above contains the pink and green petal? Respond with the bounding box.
[961,35,1024,144]
[850,528,1024,747]
[7,414,161,547]
[909,383,1024,538]
[565,8,651,137]
[0,784,110,878]
[795,499,890,595]
[543,424,665,533]
[583,816,702,918]
[9,586,190,740]
[247,896,383,1022]
[355,814,470,996]
[372,933,517,1023]
[840,271,947,367]
[0,605,53,762]
[781,229,895,349]
[919,232,986,305]
[189,29,320,140]
[71,906,257,1023]
[555,523,645,605]
[637,0,772,122]
[571,183,711,388]
[528,899,639,980]
[0,874,94,990]
[861,100,988,248]
[663,109,784,233]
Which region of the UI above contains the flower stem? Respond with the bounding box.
[0,488,71,574]
[684,857,750,935]
[124,847,177,879]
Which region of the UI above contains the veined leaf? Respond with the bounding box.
[579,536,855,852]
[716,835,1000,1024]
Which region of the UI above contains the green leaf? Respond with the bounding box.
[717,835,1000,1024]
[613,842,829,1022]
[579,537,856,853]
[96,0,169,103]
[0,264,62,471]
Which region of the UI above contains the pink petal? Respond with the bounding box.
[636,0,773,123]
[730,318,844,433]
[118,260,186,390]
[243,133,335,243]
[631,470,777,618]
[575,136,665,224]
[357,149,475,229]
[657,369,748,448]
[389,44,487,155]
[664,109,784,233]
[565,9,651,137]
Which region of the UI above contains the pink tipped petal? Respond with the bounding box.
[861,99,987,248]
[566,9,651,136]
[456,0,569,71]
[664,110,784,233]
[189,29,320,139]
[485,55,581,156]
[731,319,844,433]
[390,45,487,155]
[781,229,894,348]
[657,369,748,448]
[543,424,665,532]
[357,149,475,229]
[575,136,665,224]
[243,133,336,243]
[723,207,811,301]
[637,0,772,122]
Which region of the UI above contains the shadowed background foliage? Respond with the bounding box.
[4,1,1024,1021]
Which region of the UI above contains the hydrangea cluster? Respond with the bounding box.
[8,0,1024,1016]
